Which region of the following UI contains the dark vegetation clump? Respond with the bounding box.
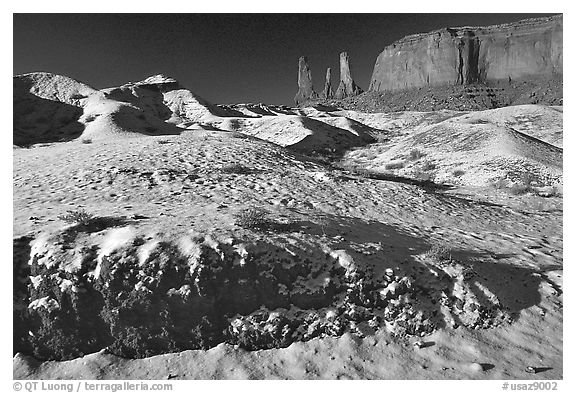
[384,161,405,170]
[408,149,424,160]
[58,209,94,226]
[70,93,88,100]
[220,163,253,174]
[424,244,452,263]
[233,207,271,230]
[509,183,531,195]
[230,131,247,139]
[420,161,436,171]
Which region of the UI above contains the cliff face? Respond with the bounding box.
[369,15,562,92]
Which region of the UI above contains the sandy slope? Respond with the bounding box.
[340,107,562,188]
[13,131,562,379]
[12,74,562,380]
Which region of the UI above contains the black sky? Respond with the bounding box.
[13,13,556,105]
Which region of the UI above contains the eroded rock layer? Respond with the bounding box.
[14,225,511,360]
[369,15,562,92]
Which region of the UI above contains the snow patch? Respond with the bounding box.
[94,226,137,279]
[28,296,60,312]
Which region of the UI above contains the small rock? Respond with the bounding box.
[413,340,425,349]
[525,366,536,374]
[469,362,484,373]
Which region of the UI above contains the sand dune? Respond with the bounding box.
[12,73,563,380]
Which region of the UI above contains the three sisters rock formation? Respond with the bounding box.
[294,15,562,105]
[294,51,362,105]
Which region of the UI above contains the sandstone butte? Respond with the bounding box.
[368,15,562,92]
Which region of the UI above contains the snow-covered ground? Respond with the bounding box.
[13,73,563,379]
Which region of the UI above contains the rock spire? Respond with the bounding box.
[335,52,363,99]
[294,56,318,105]
[320,68,334,99]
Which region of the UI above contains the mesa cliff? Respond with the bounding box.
[369,15,562,92]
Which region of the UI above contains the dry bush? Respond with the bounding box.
[424,244,452,263]
[414,171,434,182]
[234,207,271,230]
[384,161,405,170]
[509,183,531,195]
[364,152,378,160]
[492,178,508,190]
[408,149,424,160]
[420,161,436,171]
[220,163,252,174]
[58,209,94,226]
[230,132,247,139]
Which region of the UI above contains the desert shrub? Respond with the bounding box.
[492,178,508,190]
[220,163,252,174]
[384,161,405,170]
[420,161,436,171]
[414,171,434,182]
[519,172,539,187]
[356,169,374,178]
[549,184,563,197]
[230,132,247,139]
[509,183,531,195]
[408,149,424,160]
[467,118,490,124]
[234,207,271,230]
[70,93,87,100]
[363,151,378,160]
[424,244,452,263]
[534,185,561,198]
[452,169,465,177]
[83,114,98,123]
[58,209,94,226]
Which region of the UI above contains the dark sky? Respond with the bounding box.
[13,13,555,105]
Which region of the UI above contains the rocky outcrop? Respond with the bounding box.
[320,68,334,99]
[335,52,363,99]
[14,220,511,360]
[294,56,318,105]
[369,15,563,92]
